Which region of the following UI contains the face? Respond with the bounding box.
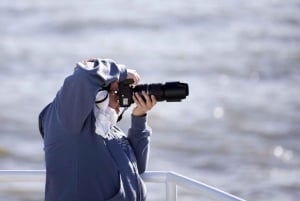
[108,82,120,113]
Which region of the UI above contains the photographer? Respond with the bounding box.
[38,58,157,201]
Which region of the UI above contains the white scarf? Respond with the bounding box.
[94,90,118,138]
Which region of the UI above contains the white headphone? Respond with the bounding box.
[95,90,109,110]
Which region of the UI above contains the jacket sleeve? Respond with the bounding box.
[53,59,127,132]
[127,115,151,174]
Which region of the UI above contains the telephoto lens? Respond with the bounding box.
[119,79,189,107]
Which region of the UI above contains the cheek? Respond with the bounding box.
[108,96,119,108]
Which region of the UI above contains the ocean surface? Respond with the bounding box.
[1,0,300,200]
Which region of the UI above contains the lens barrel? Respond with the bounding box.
[134,82,189,102]
[118,79,189,107]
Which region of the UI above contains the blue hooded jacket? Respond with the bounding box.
[38,59,150,201]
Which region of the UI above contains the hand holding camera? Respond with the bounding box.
[132,91,157,116]
[127,69,140,85]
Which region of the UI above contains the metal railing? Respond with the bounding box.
[0,170,246,201]
[141,171,245,201]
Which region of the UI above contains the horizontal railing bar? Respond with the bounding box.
[0,170,45,182]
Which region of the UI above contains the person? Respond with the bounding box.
[38,58,157,201]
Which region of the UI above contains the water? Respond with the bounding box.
[1,0,300,200]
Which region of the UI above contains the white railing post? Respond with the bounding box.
[166,181,177,201]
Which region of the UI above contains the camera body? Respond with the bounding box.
[118,79,189,107]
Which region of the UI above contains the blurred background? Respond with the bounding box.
[0,0,300,200]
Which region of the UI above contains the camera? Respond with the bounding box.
[118,79,189,107]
